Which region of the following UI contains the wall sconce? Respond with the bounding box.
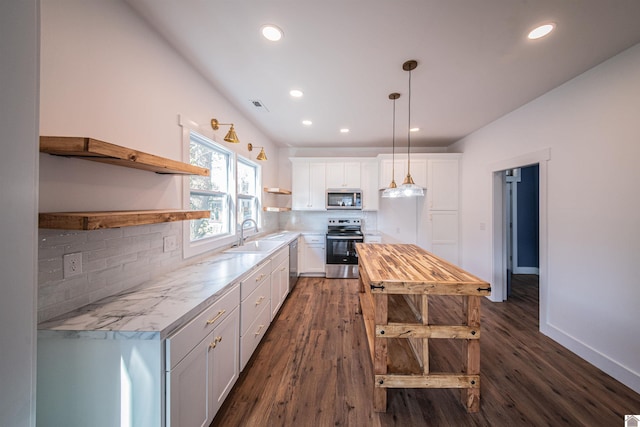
[247,143,267,161]
[211,118,239,143]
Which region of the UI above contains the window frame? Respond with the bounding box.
[236,155,262,239]
[181,118,238,258]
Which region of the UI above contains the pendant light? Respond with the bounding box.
[382,92,403,198]
[398,60,424,197]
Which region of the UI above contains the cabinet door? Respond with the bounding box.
[303,244,325,273]
[428,159,459,210]
[271,257,289,319]
[409,158,428,189]
[291,161,310,210]
[360,160,379,211]
[325,162,345,188]
[168,337,210,427]
[308,162,326,209]
[379,158,406,189]
[326,161,361,188]
[209,307,240,417]
[428,211,459,264]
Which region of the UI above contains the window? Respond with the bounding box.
[188,132,234,242]
[237,157,261,230]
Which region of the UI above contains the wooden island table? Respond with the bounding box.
[355,243,491,413]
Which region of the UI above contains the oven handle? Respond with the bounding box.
[326,235,364,241]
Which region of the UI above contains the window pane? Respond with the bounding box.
[190,138,229,192]
[237,160,257,196]
[190,193,229,241]
[239,198,256,225]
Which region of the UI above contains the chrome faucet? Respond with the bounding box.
[239,218,258,246]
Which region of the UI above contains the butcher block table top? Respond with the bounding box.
[355,243,491,414]
[355,243,490,296]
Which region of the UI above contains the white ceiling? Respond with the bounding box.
[126,0,640,148]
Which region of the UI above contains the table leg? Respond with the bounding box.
[373,293,388,412]
[461,296,481,412]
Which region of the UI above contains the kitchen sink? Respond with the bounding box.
[224,240,283,253]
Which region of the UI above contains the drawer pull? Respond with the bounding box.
[280,267,286,271]
[255,273,266,282]
[208,336,223,350]
[256,296,265,306]
[206,309,226,325]
[254,324,265,336]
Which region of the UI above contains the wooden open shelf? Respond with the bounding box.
[40,136,210,176]
[39,210,210,230]
[263,207,291,212]
[263,187,292,195]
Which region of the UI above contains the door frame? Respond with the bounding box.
[488,148,550,328]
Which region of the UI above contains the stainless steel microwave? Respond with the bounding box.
[326,189,362,210]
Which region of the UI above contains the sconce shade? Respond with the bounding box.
[224,124,239,143]
[211,118,240,143]
[248,143,267,161]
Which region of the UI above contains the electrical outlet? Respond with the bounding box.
[63,252,83,278]
[163,235,177,253]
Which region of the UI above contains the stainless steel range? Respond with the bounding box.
[325,218,364,279]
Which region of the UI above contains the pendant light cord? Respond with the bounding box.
[407,67,412,175]
[392,97,396,179]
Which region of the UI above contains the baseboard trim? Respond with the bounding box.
[541,322,640,394]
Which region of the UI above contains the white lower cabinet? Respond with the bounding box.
[166,284,240,427]
[270,248,290,320]
[240,261,271,370]
[300,233,325,275]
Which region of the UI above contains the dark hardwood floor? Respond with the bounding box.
[211,275,640,426]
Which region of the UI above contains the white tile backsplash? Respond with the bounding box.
[38,222,184,323]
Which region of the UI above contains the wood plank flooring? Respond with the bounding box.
[211,275,640,426]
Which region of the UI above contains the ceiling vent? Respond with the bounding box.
[250,99,269,112]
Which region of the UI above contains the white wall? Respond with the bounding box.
[40,0,279,212]
[37,0,281,321]
[450,42,640,392]
[0,1,39,426]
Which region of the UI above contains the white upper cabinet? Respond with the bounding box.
[360,160,379,211]
[325,161,361,188]
[427,157,460,210]
[378,155,427,189]
[291,160,326,210]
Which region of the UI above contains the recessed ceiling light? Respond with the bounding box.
[410,127,420,132]
[340,128,350,133]
[302,120,312,126]
[528,23,555,40]
[290,89,303,98]
[261,24,283,42]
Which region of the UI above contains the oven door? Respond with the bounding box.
[326,235,362,264]
[325,235,363,278]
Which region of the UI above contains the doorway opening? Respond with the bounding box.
[490,148,550,331]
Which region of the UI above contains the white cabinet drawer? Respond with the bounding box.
[241,277,271,336]
[271,247,288,268]
[240,302,271,370]
[166,284,240,370]
[241,261,271,300]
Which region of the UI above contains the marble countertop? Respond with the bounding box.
[38,231,300,340]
